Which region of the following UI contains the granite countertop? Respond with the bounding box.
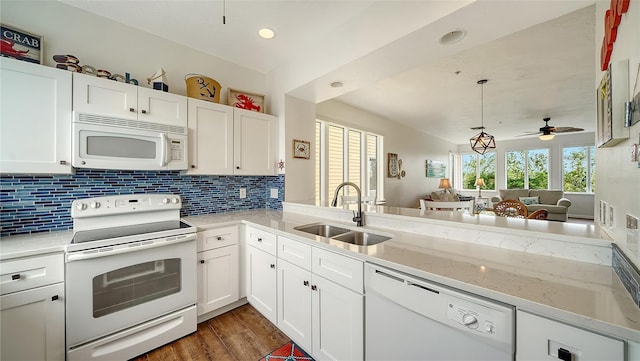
[2,208,638,342]
[185,209,640,342]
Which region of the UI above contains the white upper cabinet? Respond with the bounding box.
[185,102,278,176]
[0,58,73,174]
[233,108,277,175]
[72,72,186,126]
[185,99,234,175]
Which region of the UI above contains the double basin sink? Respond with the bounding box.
[293,223,392,246]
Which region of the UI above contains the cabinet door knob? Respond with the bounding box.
[303,280,309,286]
[236,166,240,170]
[191,165,196,168]
[141,109,147,114]
[200,260,205,264]
[59,160,67,165]
[557,348,572,361]
[51,295,59,301]
[311,285,317,291]
[270,264,275,269]
[257,238,262,242]
[217,236,223,240]
[129,107,135,112]
[11,274,20,280]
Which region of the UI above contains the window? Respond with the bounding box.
[461,153,495,190]
[315,120,382,203]
[505,149,549,189]
[562,146,596,193]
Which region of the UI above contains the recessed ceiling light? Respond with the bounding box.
[330,81,344,88]
[258,28,275,39]
[439,29,467,45]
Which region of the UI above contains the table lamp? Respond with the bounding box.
[438,178,451,193]
[475,178,485,197]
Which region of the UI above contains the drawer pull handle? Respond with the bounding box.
[557,348,571,361]
[217,236,223,240]
[311,285,317,291]
[200,260,205,264]
[11,274,20,281]
[270,264,275,269]
[303,280,309,286]
[141,109,147,114]
[51,295,59,301]
[257,238,263,242]
[129,107,135,112]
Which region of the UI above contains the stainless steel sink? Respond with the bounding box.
[332,231,391,246]
[294,222,392,246]
[294,223,350,238]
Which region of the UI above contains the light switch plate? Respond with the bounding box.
[270,188,278,199]
[240,188,246,199]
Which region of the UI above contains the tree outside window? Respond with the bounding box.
[563,146,596,193]
[462,153,495,190]
[506,149,548,189]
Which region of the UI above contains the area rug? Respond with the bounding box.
[259,341,314,361]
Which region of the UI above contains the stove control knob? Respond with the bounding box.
[485,324,494,333]
[162,198,170,204]
[76,203,87,211]
[462,314,478,329]
[90,201,101,209]
[171,198,179,204]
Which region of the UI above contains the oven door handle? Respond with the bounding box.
[66,233,196,262]
[160,133,168,167]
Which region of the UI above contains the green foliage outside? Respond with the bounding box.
[563,146,595,193]
[462,153,495,190]
[506,149,548,189]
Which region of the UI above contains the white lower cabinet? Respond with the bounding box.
[277,235,364,361]
[516,310,624,361]
[197,226,239,316]
[0,253,65,361]
[246,243,277,324]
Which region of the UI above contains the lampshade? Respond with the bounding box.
[438,178,451,189]
[475,178,485,187]
[470,79,496,154]
[539,133,555,141]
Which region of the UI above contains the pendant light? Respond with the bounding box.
[469,79,496,154]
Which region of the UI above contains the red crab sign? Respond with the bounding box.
[1,25,42,64]
[600,0,631,71]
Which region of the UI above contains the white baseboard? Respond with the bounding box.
[197,298,248,324]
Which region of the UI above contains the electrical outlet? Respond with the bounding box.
[627,214,639,255]
[270,188,278,199]
[239,188,246,199]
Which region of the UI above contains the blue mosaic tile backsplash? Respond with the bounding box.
[612,244,640,309]
[0,169,284,237]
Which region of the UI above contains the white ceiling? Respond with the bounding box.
[61,0,597,145]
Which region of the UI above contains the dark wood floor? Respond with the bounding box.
[132,304,289,361]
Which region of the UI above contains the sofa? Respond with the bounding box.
[490,189,572,222]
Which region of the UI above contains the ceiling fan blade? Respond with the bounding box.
[517,131,541,136]
[553,127,584,133]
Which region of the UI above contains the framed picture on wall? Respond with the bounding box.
[425,160,446,178]
[388,153,399,177]
[0,24,43,64]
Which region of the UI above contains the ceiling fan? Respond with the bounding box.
[520,117,584,140]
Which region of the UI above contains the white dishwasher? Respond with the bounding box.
[365,264,514,361]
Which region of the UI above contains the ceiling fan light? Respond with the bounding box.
[539,133,555,141]
[470,131,496,154]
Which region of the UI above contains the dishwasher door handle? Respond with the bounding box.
[375,269,405,283]
[408,281,440,294]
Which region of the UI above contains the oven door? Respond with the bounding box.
[72,119,187,171]
[65,235,196,348]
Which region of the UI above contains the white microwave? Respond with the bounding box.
[72,112,188,171]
